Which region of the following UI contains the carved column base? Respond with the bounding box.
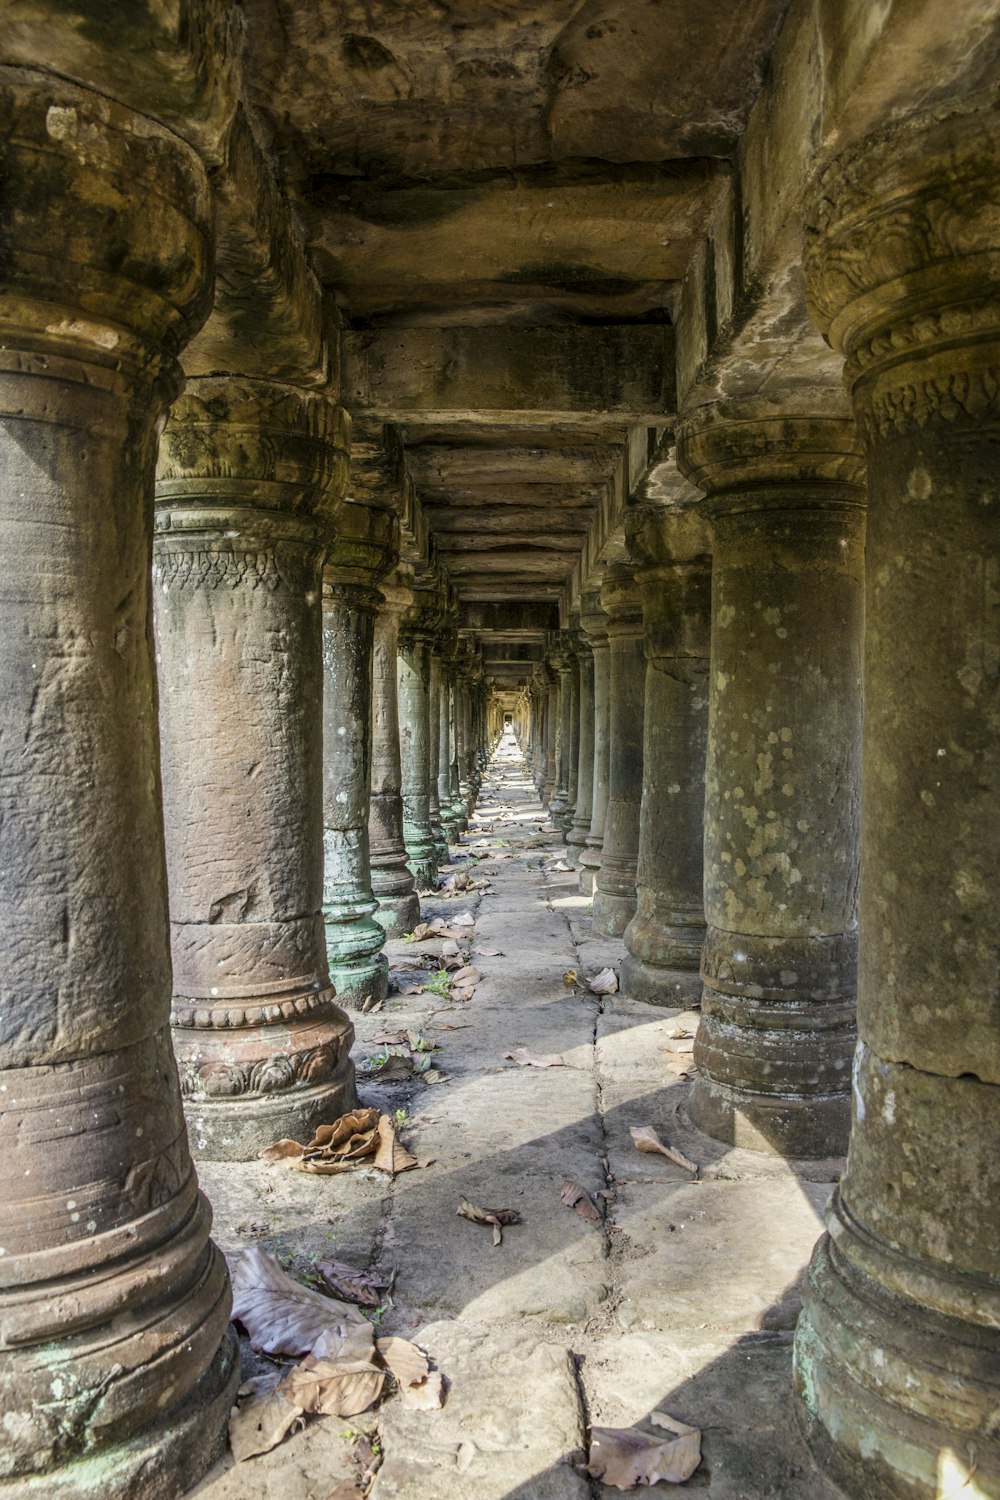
[371,883,421,940]
[578,844,602,895]
[795,1194,1000,1499]
[621,892,705,1008]
[592,888,636,937]
[174,991,356,1159]
[327,945,390,1012]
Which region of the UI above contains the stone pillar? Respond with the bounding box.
[542,666,559,806]
[579,593,611,894]
[676,402,864,1157]
[565,640,581,838]
[792,103,1000,1498]
[0,68,237,1492]
[567,630,596,860]
[621,503,712,1008]
[322,500,396,1010]
[427,645,450,860]
[369,577,421,938]
[398,610,439,887]
[447,671,467,831]
[548,639,573,831]
[155,377,357,1159]
[593,568,646,935]
[438,652,464,840]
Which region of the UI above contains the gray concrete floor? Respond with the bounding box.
[192,733,846,1499]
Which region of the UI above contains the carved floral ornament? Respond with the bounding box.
[803,99,1000,437]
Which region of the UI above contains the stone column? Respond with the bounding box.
[398,609,439,887]
[427,645,450,860]
[155,377,357,1159]
[792,103,1000,1498]
[438,651,464,840]
[676,402,864,1157]
[565,640,581,838]
[621,502,712,1008]
[322,500,396,1010]
[447,671,467,831]
[566,631,596,861]
[593,568,646,935]
[0,68,237,1492]
[543,666,559,806]
[579,592,611,894]
[369,577,421,938]
[548,638,573,831]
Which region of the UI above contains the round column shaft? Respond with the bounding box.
[677,404,865,1158]
[793,102,1000,1498]
[566,635,596,859]
[439,657,464,840]
[427,649,449,860]
[398,615,439,888]
[542,670,559,807]
[155,377,357,1160]
[621,503,712,1008]
[369,578,420,938]
[565,644,581,844]
[593,568,646,935]
[548,641,573,832]
[0,69,236,1495]
[322,501,396,1011]
[578,594,611,894]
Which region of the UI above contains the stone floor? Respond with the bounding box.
[192,735,846,1499]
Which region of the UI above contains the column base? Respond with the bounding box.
[592,886,637,937]
[328,951,389,1012]
[619,951,702,1009]
[794,1213,1000,1499]
[184,1060,357,1159]
[578,845,602,895]
[0,1328,240,1500]
[373,889,421,939]
[686,1074,850,1159]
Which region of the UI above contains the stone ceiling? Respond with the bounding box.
[240,0,792,659]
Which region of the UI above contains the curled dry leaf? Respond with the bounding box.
[560,1180,602,1221]
[630,1125,699,1176]
[363,1053,414,1083]
[373,1113,425,1176]
[451,965,481,988]
[377,1336,445,1411]
[666,1025,695,1040]
[563,969,579,986]
[474,946,503,957]
[452,911,476,928]
[316,1260,394,1308]
[587,1414,702,1488]
[229,1387,304,1463]
[372,1029,409,1045]
[456,1197,523,1247]
[396,980,425,995]
[277,1354,385,1418]
[505,1047,567,1069]
[587,966,620,995]
[231,1248,373,1359]
[326,1485,366,1500]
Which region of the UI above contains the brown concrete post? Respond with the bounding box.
[566,632,596,860]
[621,502,712,1008]
[593,567,646,935]
[0,68,237,1492]
[369,576,421,937]
[322,499,396,1010]
[579,592,611,894]
[154,376,357,1159]
[676,402,864,1158]
[793,102,1000,1498]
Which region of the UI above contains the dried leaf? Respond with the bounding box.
[316,1260,394,1308]
[505,1047,567,1069]
[630,1125,699,1176]
[326,1484,366,1500]
[259,1138,307,1162]
[231,1248,373,1359]
[666,1025,694,1040]
[474,946,504,957]
[229,1388,304,1462]
[372,1029,409,1045]
[587,1416,702,1488]
[450,965,481,988]
[560,1180,601,1221]
[377,1336,445,1411]
[396,980,425,995]
[587,966,619,995]
[417,1067,451,1085]
[457,1197,523,1246]
[563,969,579,986]
[363,1053,414,1083]
[277,1354,384,1417]
[452,911,476,927]
[373,1114,424,1176]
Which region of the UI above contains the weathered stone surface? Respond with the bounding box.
[793,99,1000,1500]
[592,568,645,936]
[154,376,357,1159]
[0,65,235,1497]
[578,593,611,895]
[369,575,422,938]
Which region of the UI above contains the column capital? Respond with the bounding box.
[0,66,212,398]
[324,497,399,606]
[599,565,643,631]
[156,375,350,544]
[804,98,1000,441]
[676,398,864,504]
[625,502,712,573]
[579,589,609,648]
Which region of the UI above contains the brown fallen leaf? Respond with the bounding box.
[316,1260,394,1308]
[363,1053,414,1083]
[373,1114,425,1176]
[372,1029,409,1045]
[560,1180,602,1221]
[563,969,579,986]
[587,1413,702,1488]
[377,1336,445,1411]
[417,1067,451,1085]
[587,966,620,995]
[229,1386,304,1462]
[474,945,504,957]
[666,1025,695,1040]
[630,1125,699,1176]
[396,980,426,995]
[325,1484,366,1500]
[456,1197,523,1246]
[505,1047,567,1069]
[450,964,481,988]
[231,1248,373,1358]
[277,1353,385,1417]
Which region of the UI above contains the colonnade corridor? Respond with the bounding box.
[190,728,841,1499]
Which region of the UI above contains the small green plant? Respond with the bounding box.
[394,1107,408,1127]
[409,1033,437,1053]
[367,1303,389,1329]
[402,931,415,942]
[425,970,451,998]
